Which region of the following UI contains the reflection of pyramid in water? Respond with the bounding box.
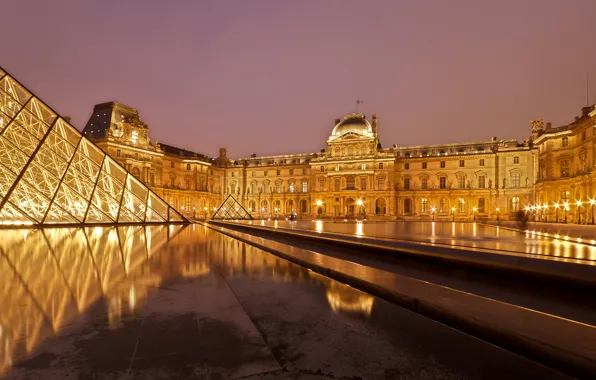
[0,67,187,225]
[211,195,253,220]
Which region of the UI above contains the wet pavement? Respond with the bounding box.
[242,220,596,263]
[0,225,570,379]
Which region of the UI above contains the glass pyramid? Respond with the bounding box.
[211,195,253,220]
[0,66,187,226]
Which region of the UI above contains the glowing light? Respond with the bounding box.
[524,206,530,211]
[591,199,596,205]
[576,201,582,207]
[577,238,582,243]
[564,236,569,241]
[496,207,499,212]
[316,200,323,206]
[554,203,560,208]
[356,199,363,206]
[591,240,595,245]
[555,234,560,238]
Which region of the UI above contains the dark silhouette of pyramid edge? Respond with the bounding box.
[0,65,188,226]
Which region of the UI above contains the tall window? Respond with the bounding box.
[171,161,175,168]
[348,146,354,156]
[404,177,410,190]
[479,159,484,166]
[478,175,486,189]
[252,171,256,177]
[560,160,570,177]
[404,163,409,170]
[561,191,569,203]
[302,181,308,192]
[276,183,281,193]
[421,177,428,189]
[422,162,427,169]
[150,173,155,185]
[439,198,447,213]
[300,199,307,213]
[513,156,519,164]
[277,170,281,175]
[361,177,367,190]
[378,177,384,190]
[478,198,486,213]
[458,198,465,213]
[511,196,520,212]
[440,161,445,168]
[263,183,269,193]
[582,130,587,140]
[131,130,138,145]
[320,165,325,172]
[334,179,340,192]
[186,180,191,189]
[186,164,191,170]
[459,160,465,167]
[346,176,355,189]
[458,176,465,189]
[319,179,325,191]
[251,183,256,194]
[116,149,121,157]
[230,183,236,194]
[289,183,295,193]
[404,198,411,214]
[379,163,384,169]
[562,137,569,147]
[170,177,175,188]
[439,176,446,189]
[421,198,428,213]
[361,163,366,170]
[511,173,520,187]
[261,200,268,212]
[289,169,294,175]
[264,170,268,176]
[302,168,307,174]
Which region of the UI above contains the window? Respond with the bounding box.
[346,176,355,189]
[334,179,340,192]
[561,191,569,203]
[302,181,308,192]
[300,199,308,213]
[170,177,175,188]
[513,156,519,164]
[404,177,410,190]
[348,146,354,156]
[289,183,295,193]
[261,200,268,212]
[404,163,409,170]
[252,171,256,177]
[439,198,446,213]
[264,170,268,176]
[335,164,339,171]
[478,198,486,213]
[562,137,569,147]
[320,165,325,172]
[263,183,269,193]
[186,164,191,170]
[479,159,484,166]
[277,170,281,176]
[185,197,191,210]
[583,130,587,141]
[131,130,138,145]
[185,180,191,189]
[404,198,412,214]
[511,173,520,187]
[560,160,570,177]
[319,179,325,191]
[439,176,446,189]
[378,177,384,190]
[276,183,281,193]
[150,173,155,185]
[511,197,520,212]
[251,183,256,194]
[379,163,384,169]
[302,168,307,174]
[289,169,294,175]
[458,198,465,213]
[422,162,427,169]
[421,177,428,189]
[116,149,121,157]
[421,198,428,213]
[134,153,138,160]
[440,161,445,168]
[459,160,464,167]
[458,176,465,189]
[230,183,236,194]
[478,175,486,189]
[361,177,367,190]
[361,163,366,170]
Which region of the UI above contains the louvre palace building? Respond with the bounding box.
[83,101,596,222]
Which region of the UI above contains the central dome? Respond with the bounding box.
[332,114,373,136]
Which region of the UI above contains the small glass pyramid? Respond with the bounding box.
[0,66,187,226]
[211,195,253,220]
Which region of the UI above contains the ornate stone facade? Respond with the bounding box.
[83,101,596,222]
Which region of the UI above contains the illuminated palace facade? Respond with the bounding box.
[84,102,596,222]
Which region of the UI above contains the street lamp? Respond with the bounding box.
[431,207,436,221]
[563,202,569,223]
[496,207,500,221]
[576,200,582,224]
[472,207,477,221]
[356,199,363,218]
[536,205,542,222]
[451,207,456,221]
[316,200,322,218]
[590,199,595,225]
[204,207,208,219]
[554,203,559,223]
[261,207,265,219]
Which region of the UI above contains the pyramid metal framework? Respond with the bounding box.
[0,66,187,226]
[211,195,253,220]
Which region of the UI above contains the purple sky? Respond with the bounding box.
[2,0,596,158]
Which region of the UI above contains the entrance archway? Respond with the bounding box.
[376,198,386,215]
[345,198,355,217]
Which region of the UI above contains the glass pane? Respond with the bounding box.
[0,89,22,118]
[0,76,31,104]
[126,174,148,201]
[53,118,81,146]
[146,207,166,222]
[0,136,29,175]
[1,120,40,155]
[21,162,60,199]
[121,189,146,221]
[96,170,124,201]
[90,187,120,220]
[31,144,69,179]
[148,192,168,219]
[25,97,57,126]
[118,206,142,223]
[79,138,105,166]
[85,205,114,223]
[15,108,49,139]
[169,208,185,222]
[44,203,78,224]
[69,151,100,182]
[62,165,96,200]
[0,202,35,225]
[0,163,17,199]
[0,112,10,133]
[43,130,76,161]
[7,180,51,222]
[103,156,127,184]
[52,183,89,222]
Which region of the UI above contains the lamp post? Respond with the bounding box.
[451,207,456,221]
[431,207,436,221]
[495,207,500,221]
[554,203,559,223]
[563,202,569,223]
[316,199,323,218]
[590,199,595,225]
[356,199,363,218]
[472,207,477,221]
[204,207,208,219]
[536,205,542,222]
[576,201,582,224]
[542,204,548,222]
[261,207,265,219]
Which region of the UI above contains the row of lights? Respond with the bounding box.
[525,229,596,246]
[524,199,596,211]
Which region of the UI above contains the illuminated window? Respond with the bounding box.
[251,183,256,194]
[346,176,355,189]
[334,179,340,192]
[377,177,384,190]
[479,159,484,166]
[511,197,520,212]
[320,165,325,172]
[379,163,384,169]
[513,156,519,164]
[131,130,138,145]
[421,198,428,213]
[263,183,269,193]
[560,160,569,177]
[478,175,486,188]
[186,164,191,170]
[511,173,520,187]
[116,149,121,157]
[319,179,325,191]
[458,176,465,189]
[150,173,155,185]
[403,177,410,190]
[421,177,428,189]
[276,183,281,193]
[458,198,465,213]
[439,176,446,189]
[459,160,464,167]
[562,137,569,147]
[289,183,295,193]
[230,183,236,194]
[302,181,308,192]
[439,198,447,212]
[361,177,367,190]
[185,180,191,189]
[362,163,366,170]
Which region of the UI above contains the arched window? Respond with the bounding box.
[403,198,411,214]
[439,198,447,213]
[376,198,387,215]
[249,200,256,211]
[261,200,268,212]
[421,198,428,213]
[131,167,141,179]
[458,198,465,213]
[511,197,520,212]
[287,200,294,213]
[274,200,281,213]
[300,199,308,213]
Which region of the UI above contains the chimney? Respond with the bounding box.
[334,118,341,125]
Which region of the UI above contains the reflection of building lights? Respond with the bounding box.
[315,220,323,232]
[129,287,136,311]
